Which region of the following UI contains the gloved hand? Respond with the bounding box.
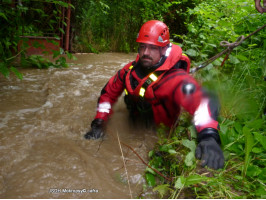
[196,137,224,170]
[84,119,105,140]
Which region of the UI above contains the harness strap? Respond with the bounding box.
[124,43,185,98]
[124,65,134,95]
[124,65,168,98]
[139,70,164,97]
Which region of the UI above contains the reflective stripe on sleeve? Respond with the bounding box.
[97,102,111,113]
[193,99,213,126]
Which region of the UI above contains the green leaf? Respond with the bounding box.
[168,149,177,154]
[174,176,185,189]
[146,167,155,175]
[0,12,8,21]
[188,125,197,139]
[182,139,196,152]
[160,144,172,152]
[72,55,77,61]
[52,50,60,59]
[153,184,169,198]
[60,48,65,54]
[10,67,23,80]
[229,55,240,64]
[205,63,213,70]
[233,122,242,134]
[259,168,266,180]
[33,8,45,14]
[185,49,198,57]
[145,173,155,187]
[246,165,262,177]
[59,28,65,34]
[66,51,77,61]
[47,39,60,46]
[0,62,10,77]
[55,57,67,68]
[213,59,222,66]
[148,150,154,158]
[219,124,228,135]
[66,51,73,59]
[244,126,254,153]
[251,147,263,154]
[245,119,263,130]
[219,128,229,147]
[248,44,258,48]
[236,54,248,61]
[33,41,44,49]
[255,185,266,198]
[253,132,266,150]
[184,151,195,167]
[52,0,69,8]
[185,174,210,186]
[243,126,254,177]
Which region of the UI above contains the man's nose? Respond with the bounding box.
[143,46,150,55]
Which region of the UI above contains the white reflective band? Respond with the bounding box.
[97,102,111,113]
[193,99,212,126]
[149,73,158,81]
[139,87,145,97]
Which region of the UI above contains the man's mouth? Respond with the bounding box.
[141,56,152,61]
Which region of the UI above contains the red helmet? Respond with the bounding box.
[136,20,170,47]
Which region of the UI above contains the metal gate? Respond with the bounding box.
[13,0,72,55]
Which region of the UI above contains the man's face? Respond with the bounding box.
[139,43,162,69]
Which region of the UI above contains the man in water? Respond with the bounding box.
[84,20,224,170]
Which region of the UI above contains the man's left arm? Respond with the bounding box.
[174,74,224,170]
[193,94,224,170]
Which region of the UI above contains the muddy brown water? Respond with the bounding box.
[0,53,159,198]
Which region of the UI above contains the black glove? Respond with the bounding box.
[196,128,224,170]
[84,119,105,140]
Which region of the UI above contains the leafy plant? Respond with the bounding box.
[0,0,75,79]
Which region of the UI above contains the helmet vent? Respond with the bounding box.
[158,36,163,42]
[161,28,167,36]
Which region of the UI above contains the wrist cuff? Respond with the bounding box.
[198,128,221,144]
[91,118,105,128]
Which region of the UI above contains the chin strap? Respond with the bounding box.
[152,44,171,69]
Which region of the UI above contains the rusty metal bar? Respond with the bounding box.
[64,0,71,52]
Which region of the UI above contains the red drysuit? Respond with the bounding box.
[94,44,219,133]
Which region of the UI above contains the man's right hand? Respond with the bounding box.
[84,119,105,140]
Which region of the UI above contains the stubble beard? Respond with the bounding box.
[140,56,153,69]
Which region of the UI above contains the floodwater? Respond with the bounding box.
[0,53,159,198]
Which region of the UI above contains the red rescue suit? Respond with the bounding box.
[94,44,219,133]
